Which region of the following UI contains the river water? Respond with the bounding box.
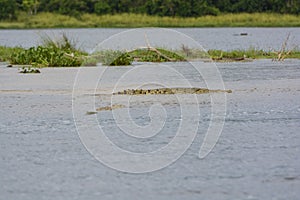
[0,28,300,51]
[0,28,300,200]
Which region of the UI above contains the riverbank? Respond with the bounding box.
[1,12,300,29]
[1,45,300,67]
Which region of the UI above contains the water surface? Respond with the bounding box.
[0,59,299,199]
[0,28,299,52]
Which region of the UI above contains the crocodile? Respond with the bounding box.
[113,88,232,95]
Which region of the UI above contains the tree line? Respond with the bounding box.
[1,0,300,20]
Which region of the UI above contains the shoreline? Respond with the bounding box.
[2,58,300,70]
[1,13,300,29]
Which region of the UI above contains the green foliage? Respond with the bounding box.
[82,57,98,66]
[144,0,219,17]
[98,45,300,66]
[157,48,186,61]
[208,48,274,59]
[9,34,86,67]
[98,48,186,66]
[2,44,300,68]
[287,50,300,58]
[129,48,185,62]
[10,46,84,67]
[0,0,17,20]
[1,0,300,20]
[40,33,78,51]
[94,1,111,15]
[98,51,133,66]
[22,0,39,15]
[207,48,300,61]
[212,0,300,14]
[110,52,133,66]
[0,46,23,62]
[1,12,300,28]
[38,0,92,18]
[175,45,210,59]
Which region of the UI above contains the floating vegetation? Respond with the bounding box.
[208,33,300,62]
[39,33,78,52]
[1,32,300,68]
[93,47,186,66]
[10,46,85,67]
[208,48,269,61]
[129,47,186,62]
[9,33,86,67]
[106,51,133,66]
[0,46,23,62]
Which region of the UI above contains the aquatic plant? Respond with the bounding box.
[40,32,78,52]
[90,50,132,66]
[10,46,84,67]
[208,48,273,60]
[129,48,186,62]
[108,51,133,66]
[9,34,86,67]
[93,47,186,66]
[3,44,300,68]
[0,46,23,62]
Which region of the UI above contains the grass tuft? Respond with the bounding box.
[7,34,87,67]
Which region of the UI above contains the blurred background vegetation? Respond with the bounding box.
[0,0,299,21]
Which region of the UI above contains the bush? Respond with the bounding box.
[97,48,185,66]
[94,1,111,15]
[0,0,17,20]
[10,46,84,67]
[98,51,133,66]
[0,46,23,62]
[9,33,86,67]
[129,48,185,62]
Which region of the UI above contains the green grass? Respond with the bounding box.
[9,46,85,67]
[208,49,271,59]
[0,12,300,28]
[2,33,87,67]
[92,48,186,66]
[129,48,186,62]
[208,48,300,60]
[1,44,300,67]
[0,46,24,62]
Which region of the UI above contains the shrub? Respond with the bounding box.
[10,46,84,67]
[9,33,86,67]
[0,46,23,62]
[98,51,133,66]
[0,0,17,20]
